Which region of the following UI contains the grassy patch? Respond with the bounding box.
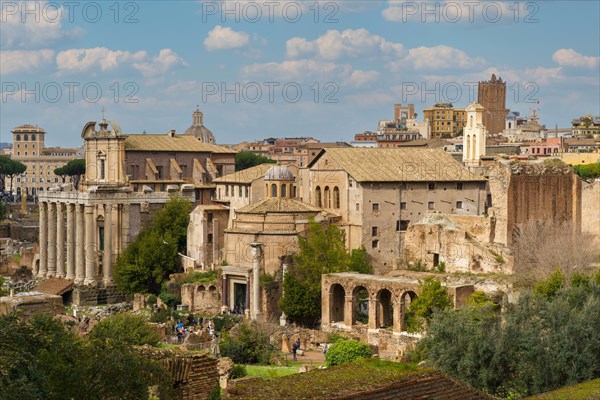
[526,378,600,399]
[245,365,299,379]
[231,359,423,400]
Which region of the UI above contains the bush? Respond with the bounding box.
[147,294,158,305]
[149,307,171,323]
[533,269,566,300]
[229,364,248,379]
[404,277,452,333]
[327,332,346,344]
[325,339,372,367]
[89,313,161,347]
[212,314,242,333]
[218,322,275,365]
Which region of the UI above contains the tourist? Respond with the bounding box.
[292,338,300,361]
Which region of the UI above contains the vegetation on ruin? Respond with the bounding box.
[280,220,372,326]
[173,270,218,284]
[219,321,275,365]
[234,151,276,171]
[413,272,600,398]
[0,276,6,296]
[404,277,452,333]
[54,159,85,189]
[325,339,372,367]
[573,162,600,180]
[526,378,600,400]
[0,313,174,400]
[227,358,422,400]
[114,195,193,295]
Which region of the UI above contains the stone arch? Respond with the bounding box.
[324,186,331,208]
[208,285,216,292]
[352,285,369,325]
[400,290,418,331]
[376,288,393,328]
[281,183,287,198]
[330,283,345,323]
[271,183,277,197]
[315,186,322,207]
[466,135,471,160]
[333,186,340,209]
[198,285,206,292]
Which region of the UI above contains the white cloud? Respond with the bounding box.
[204,26,250,51]
[0,49,54,74]
[133,49,188,77]
[0,1,83,49]
[553,49,599,69]
[387,45,485,71]
[56,47,147,72]
[286,29,404,60]
[344,70,380,88]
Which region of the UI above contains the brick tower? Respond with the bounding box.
[478,74,509,135]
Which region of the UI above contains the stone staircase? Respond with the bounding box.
[34,278,74,296]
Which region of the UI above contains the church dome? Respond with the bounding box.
[264,165,294,181]
[184,107,216,144]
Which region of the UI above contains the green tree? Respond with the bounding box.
[89,313,161,347]
[404,277,452,333]
[280,220,371,325]
[57,158,86,189]
[151,195,193,252]
[533,269,565,300]
[54,166,68,183]
[325,339,372,367]
[0,313,174,400]
[234,151,275,171]
[0,156,27,194]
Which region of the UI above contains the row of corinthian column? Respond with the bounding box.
[38,202,114,285]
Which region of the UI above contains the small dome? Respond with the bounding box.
[264,165,294,181]
[184,108,216,144]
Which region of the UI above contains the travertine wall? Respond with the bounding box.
[581,179,600,245]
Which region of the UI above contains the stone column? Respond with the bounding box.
[250,243,263,320]
[47,202,57,277]
[56,203,65,278]
[103,204,113,285]
[344,295,354,328]
[65,204,75,279]
[84,205,96,285]
[75,204,85,284]
[279,255,290,326]
[368,296,378,330]
[222,274,228,308]
[38,202,48,278]
[393,299,403,334]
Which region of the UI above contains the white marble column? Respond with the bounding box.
[56,203,65,278]
[65,204,75,279]
[103,204,113,285]
[47,202,57,277]
[75,204,85,284]
[250,243,263,320]
[84,205,96,285]
[279,255,290,326]
[38,202,48,278]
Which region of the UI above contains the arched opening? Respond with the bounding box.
[330,284,345,323]
[333,186,340,209]
[315,186,322,207]
[281,183,287,198]
[400,291,418,331]
[208,285,216,292]
[466,135,471,159]
[352,286,369,325]
[198,285,206,292]
[324,186,330,208]
[271,183,277,197]
[376,289,393,328]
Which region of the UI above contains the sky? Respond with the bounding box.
[1,0,599,147]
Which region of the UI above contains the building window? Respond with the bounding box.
[400,202,407,210]
[99,159,106,180]
[428,202,435,210]
[281,184,287,197]
[400,220,409,231]
[207,234,213,243]
[372,227,378,236]
[349,179,353,188]
[245,186,249,198]
[456,182,463,190]
[356,203,359,211]
[315,186,322,207]
[456,201,463,209]
[239,186,243,197]
[324,186,330,208]
[428,182,436,190]
[23,134,28,141]
[271,184,277,197]
[226,185,229,196]
[207,212,213,223]
[371,240,379,249]
[333,187,340,209]
[31,134,36,140]
[16,134,20,141]
[372,203,379,212]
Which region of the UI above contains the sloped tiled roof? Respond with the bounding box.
[236,198,321,214]
[124,134,236,153]
[311,148,482,182]
[214,164,274,184]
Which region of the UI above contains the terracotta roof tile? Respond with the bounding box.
[236,198,322,214]
[124,134,236,153]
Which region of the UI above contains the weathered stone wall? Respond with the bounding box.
[181,281,222,314]
[0,293,64,317]
[581,179,600,245]
[72,284,127,306]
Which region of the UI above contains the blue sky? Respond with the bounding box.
[1,0,599,147]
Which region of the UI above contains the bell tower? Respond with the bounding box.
[462,102,488,167]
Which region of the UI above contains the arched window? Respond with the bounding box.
[324,186,330,208]
[315,186,322,207]
[23,134,28,141]
[271,183,277,197]
[281,183,287,198]
[31,134,36,141]
[333,187,340,209]
[16,134,20,141]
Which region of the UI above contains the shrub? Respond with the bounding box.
[327,332,346,344]
[89,313,161,347]
[533,269,565,300]
[325,339,372,367]
[229,364,247,379]
[436,261,446,273]
[404,277,452,333]
[147,294,158,305]
[211,314,242,333]
[218,322,275,365]
[149,307,171,323]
